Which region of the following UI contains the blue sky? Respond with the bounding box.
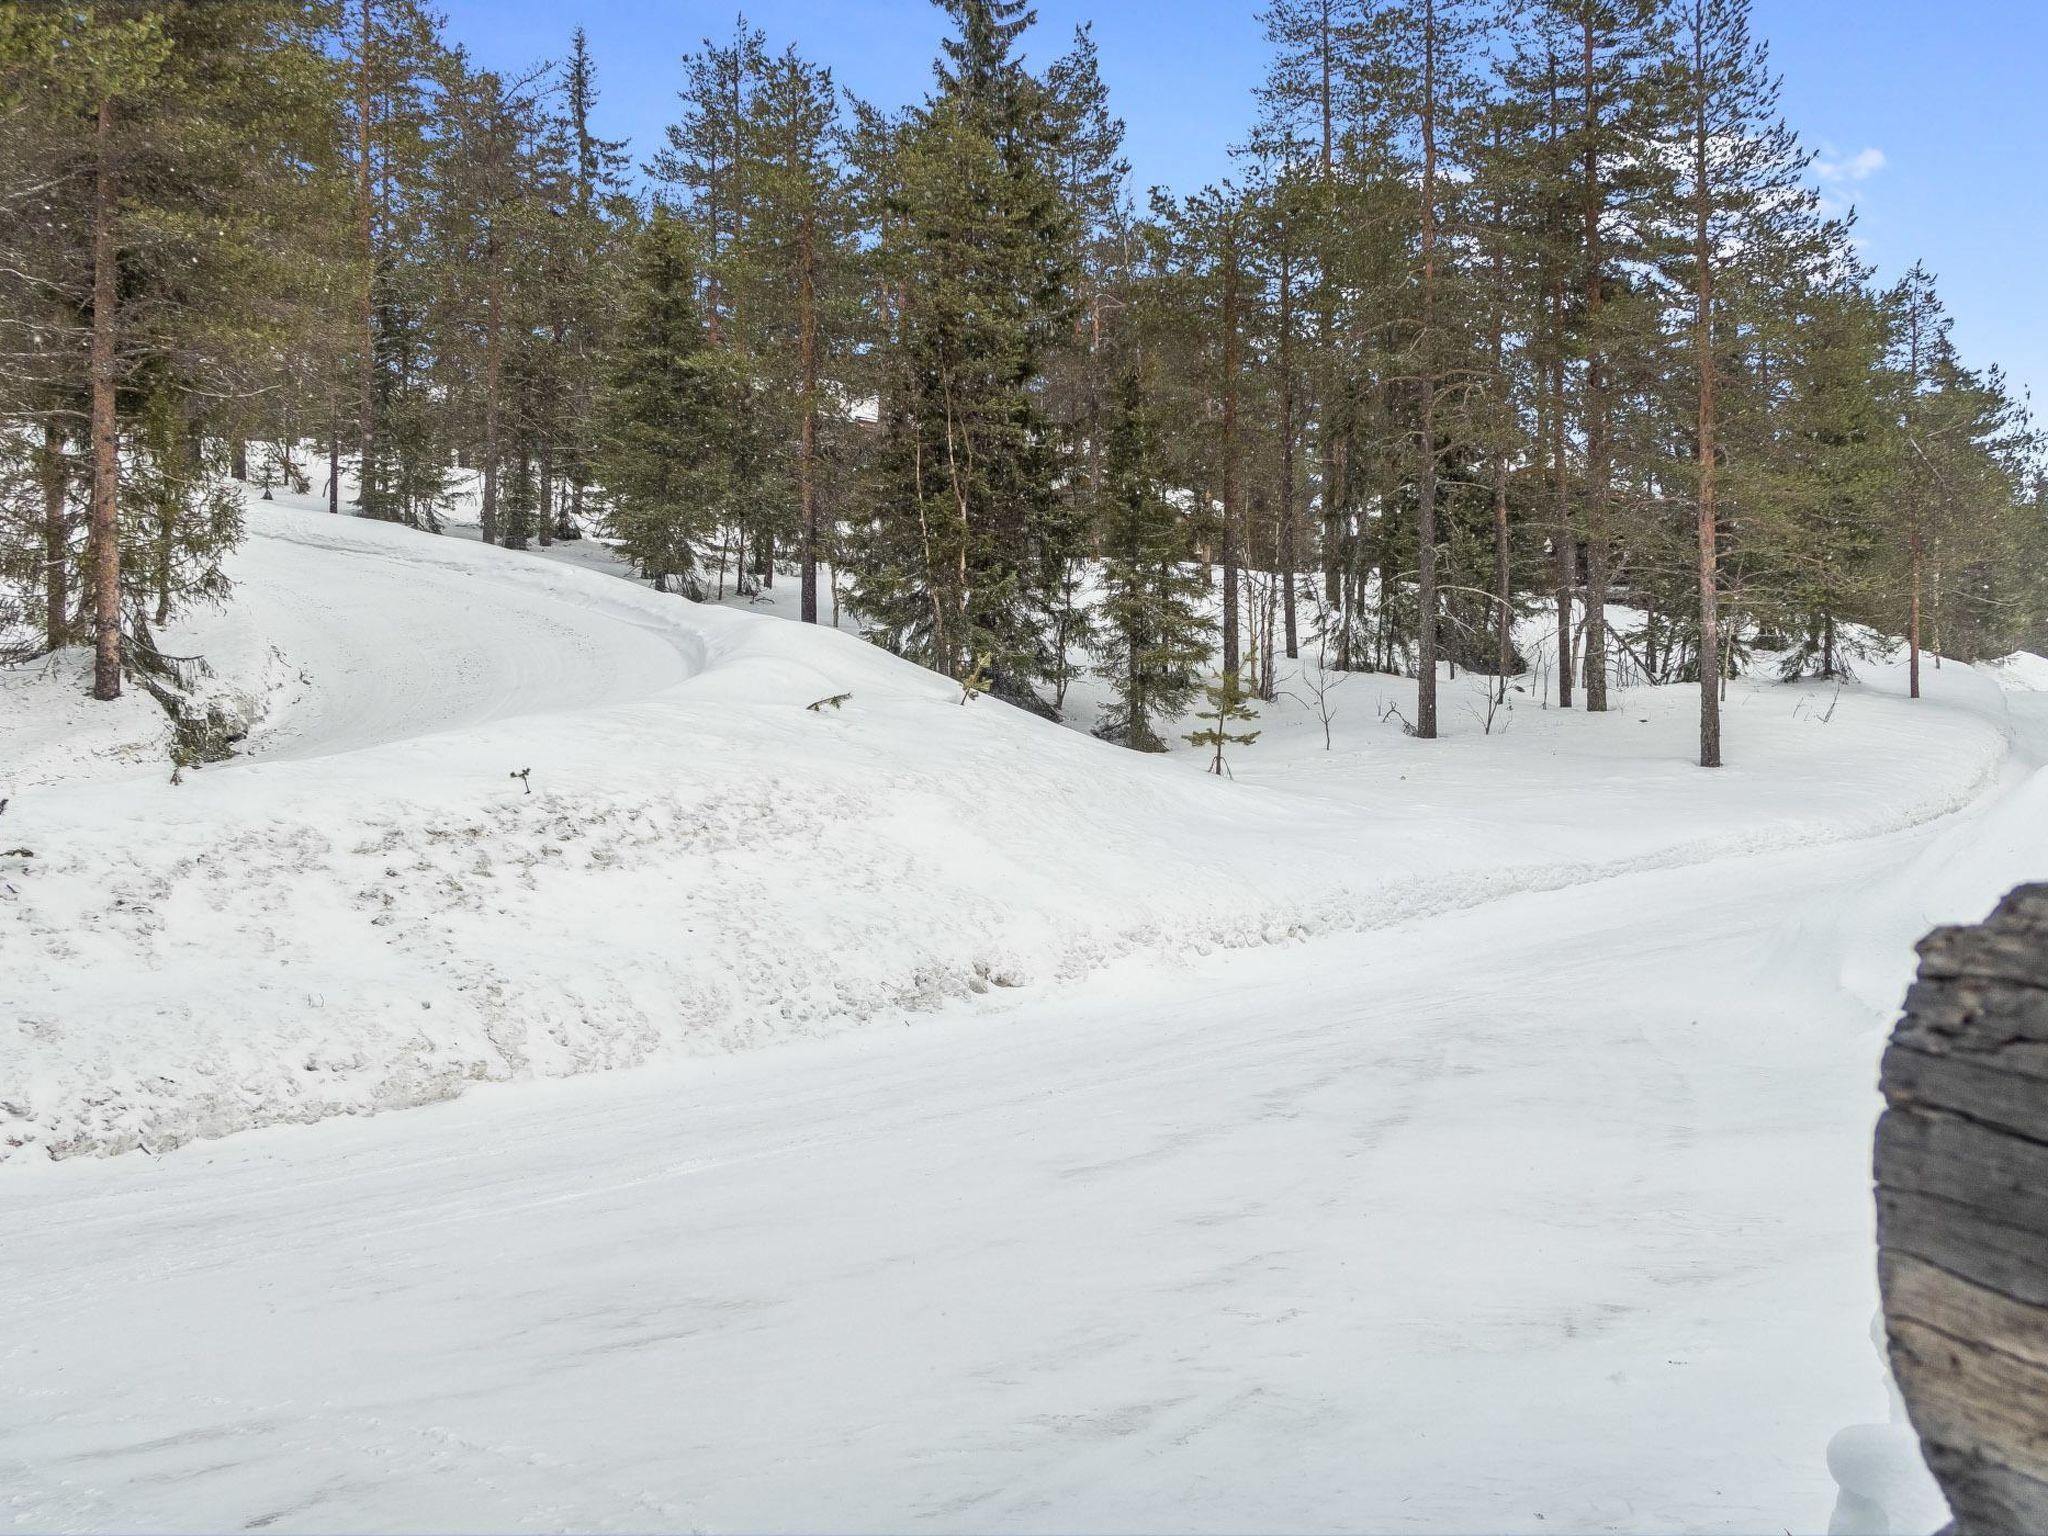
[442,0,2047,408]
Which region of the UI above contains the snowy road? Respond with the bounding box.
[2,829,1943,1532]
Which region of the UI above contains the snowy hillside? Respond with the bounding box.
[8,499,2048,1532]
[3,495,2036,1164]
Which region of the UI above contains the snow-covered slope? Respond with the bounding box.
[2,497,2037,1163]
[12,495,2048,1532]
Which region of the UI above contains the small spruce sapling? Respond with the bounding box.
[1186,671,1260,777]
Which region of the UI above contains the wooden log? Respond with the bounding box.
[1879,883,2048,1535]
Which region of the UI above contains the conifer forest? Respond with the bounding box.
[4,4,2048,1532]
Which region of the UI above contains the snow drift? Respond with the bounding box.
[0,501,2025,1161]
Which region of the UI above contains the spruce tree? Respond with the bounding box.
[1186,671,1261,776]
[1093,365,1211,751]
[846,0,1075,705]
[595,211,757,590]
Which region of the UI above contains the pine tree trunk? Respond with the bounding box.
[1579,20,1609,714]
[1485,123,1513,703]
[1320,418,1341,612]
[538,440,554,547]
[355,0,376,512]
[1279,245,1298,661]
[1931,539,1944,667]
[328,424,340,513]
[1693,55,1722,768]
[481,266,502,545]
[1910,537,1923,700]
[1221,231,1241,681]
[798,210,820,624]
[41,422,68,651]
[89,94,123,702]
[1315,4,1340,615]
[1551,325,1574,709]
[154,500,173,626]
[1413,0,1441,739]
[1492,452,1511,702]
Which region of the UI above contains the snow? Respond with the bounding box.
[8,489,2048,1530]
[1,648,175,794]
[0,829,1964,1534]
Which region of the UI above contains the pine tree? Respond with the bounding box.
[1390,0,1483,738]
[432,55,549,545]
[556,28,632,542]
[341,0,447,522]
[649,18,767,352]
[1042,22,1131,525]
[1251,0,1360,620]
[1666,0,1824,764]
[1747,274,1902,682]
[1510,0,1676,713]
[739,43,855,622]
[1161,182,1261,682]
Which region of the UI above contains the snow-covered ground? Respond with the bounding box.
[6,490,2047,1531]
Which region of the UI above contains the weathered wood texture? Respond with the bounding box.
[1879,883,2048,1534]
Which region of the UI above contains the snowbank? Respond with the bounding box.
[0,503,2024,1161]
[1838,656,2048,1011]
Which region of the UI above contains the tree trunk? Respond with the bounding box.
[1910,538,1923,700]
[481,266,502,544]
[1278,242,1298,661]
[1551,320,1574,709]
[1492,454,1511,703]
[1579,19,1610,714]
[1693,44,1722,768]
[1413,0,1441,739]
[1487,126,1513,704]
[1221,224,1242,681]
[41,422,69,651]
[89,94,123,702]
[355,0,376,511]
[538,439,554,547]
[798,210,820,624]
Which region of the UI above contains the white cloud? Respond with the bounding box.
[1815,144,1887,184]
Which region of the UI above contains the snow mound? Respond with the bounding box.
[1979,650,2048,693]
[0,502,2022,1162]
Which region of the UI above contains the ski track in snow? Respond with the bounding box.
[6,492,2047,1531]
